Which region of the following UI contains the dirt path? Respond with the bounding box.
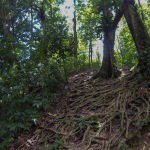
[10,70,150,150]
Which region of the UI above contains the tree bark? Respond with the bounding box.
[89,37,93,66]
[30,4,33,52]
[1,7,10,38]
[100,27,117,78]
[73,0,78,62]
[49,3,53,57]
[90,37,93,64]
[124,4,150,77]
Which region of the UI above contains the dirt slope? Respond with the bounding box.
[10,70,150,150]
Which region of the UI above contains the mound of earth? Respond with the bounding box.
[10,70,150,150]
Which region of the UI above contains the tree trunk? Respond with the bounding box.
[89,37,92,66]
[30,4,33,52]
[100,28,118,78]
[124,4,150,77]
[90,0,134,79]
[1,8,10,38]
[49,3,53,57]
[73,0,78,62]
[92,0,134,79]
[90,37,93,64]
[89,41,91,66]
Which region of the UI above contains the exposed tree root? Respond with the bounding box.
[10,70,150,150]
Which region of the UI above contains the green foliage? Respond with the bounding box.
[59,51,101,77]
[115,17,138,67]
[0,2,101,148]
[120,143,128,150]
[40,134,64,150]
[0,2,73,148]
[0,60,64,149]
[0,51,99,149]
[75,116,100,130]
[3,0,148,149]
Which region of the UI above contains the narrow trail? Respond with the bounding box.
[10,70,150,150]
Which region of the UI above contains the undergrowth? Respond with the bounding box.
[40,134,64,150]
[0,60,64,149]
[0,54,101,149]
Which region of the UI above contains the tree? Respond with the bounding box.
[77,1,99,66]
[124,3,150,78]
[0,1,75,148]
[30,0,72,62]
[92,0,134,79]
[73,0,78,61]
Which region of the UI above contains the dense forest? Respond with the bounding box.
[1,0,150,149]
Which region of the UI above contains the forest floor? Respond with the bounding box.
[10,70,150,150]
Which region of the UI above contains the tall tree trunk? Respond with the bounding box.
[124,4,150,77]
[100,27,117,78]
[11,18,15,36]
[96,0,117,78]
[89,41,91,66]
[90,37,93,64]
[0,0,18,67]
[99,0,116,78]
[89,37,92,66]
[34,0,47,60]
[73,0,78,61]
[30,4,33,52]
[117,38,124,67]
[49,3,53,57]
[1,8,10,38]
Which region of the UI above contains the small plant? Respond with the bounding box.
[75,116,100,130]
[120,143,128,150]
[0,60,64,149]
[75,117,88,130]
[40,134,64,150]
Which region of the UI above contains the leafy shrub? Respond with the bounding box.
[0,59,64,149]
[0,51,100,149]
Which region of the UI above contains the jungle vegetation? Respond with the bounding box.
[1,0,150,149]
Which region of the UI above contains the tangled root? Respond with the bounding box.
[10,70,150,150]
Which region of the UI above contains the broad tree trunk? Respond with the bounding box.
[124,5,150,77]
[100,27,119,78]
[92,26,120,79]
